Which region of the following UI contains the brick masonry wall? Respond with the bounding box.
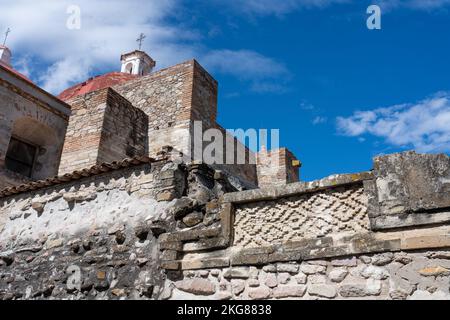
[115,60,258,187]
[190,61,217,126]
[58,89,107,174]
[256,147,300,187]
[114,61,195,157]
[59,88,148,175]
[284,148,300,184]
[0,78,68,187]
[98,89,148,164]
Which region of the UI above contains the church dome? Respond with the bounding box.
[58,72,137,101]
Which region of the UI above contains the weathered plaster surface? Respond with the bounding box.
[1,152,450,300]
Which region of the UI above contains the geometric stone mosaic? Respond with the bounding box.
[234,185,369,248]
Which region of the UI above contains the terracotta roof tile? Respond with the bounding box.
[58,72,137,101]
[0,156,162,198]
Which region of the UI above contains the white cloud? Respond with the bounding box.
[337,92,450,153]
[216,0,450,15]
[0,0,198,93]
[312,116,327,125]
[0,0,291,95]
[5,0,446,96]
[216,0,350,16]
[300,101,316,110]
[201,49,290,93]
[39,56,92,94]
[375,0,450,11]
[201,49,288,80]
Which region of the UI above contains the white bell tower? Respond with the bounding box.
[0,45,12,67]
[120,50,156,76]
[1,28,12,67]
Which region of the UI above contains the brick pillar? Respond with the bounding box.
[58,88,148,175]
[256,147,301,188]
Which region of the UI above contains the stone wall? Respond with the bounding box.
[114,60,197,157]
[0,154,242,300]
[2,151,450,300]
[98,89,148,164]
[366,151,450,230]
[191,62,218,127]
[207,124,258,189]
[0,67,69,187]
[0,156,189,300]
[156,152,450,300]
[59,88,148,175]
[167,250,450,300]
[256,147,300,188]
[233,184,369,248]
[115,60,258,187]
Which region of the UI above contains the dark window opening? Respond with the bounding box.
[5,137,37,177]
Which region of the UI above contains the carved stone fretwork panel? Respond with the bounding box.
[234,185,369,248]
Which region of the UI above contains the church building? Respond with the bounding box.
[0,44,300,190]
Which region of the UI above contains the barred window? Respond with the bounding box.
[5,137,37,177]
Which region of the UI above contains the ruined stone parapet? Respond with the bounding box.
[0,153,240,300]
[1,151,450,300]
[366,151,450,230]
[156,151,450,300]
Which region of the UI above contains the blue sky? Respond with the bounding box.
[1,0,450,180]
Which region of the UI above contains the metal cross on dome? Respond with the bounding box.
[2,28,11,46]
[136,33,146,50]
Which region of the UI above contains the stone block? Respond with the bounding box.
[180,257,230,270]
[262,265,277,273]
[369,152,450,229]
[161,250,179,261]
[329,268,348,283]
[300,264,326,275]
[223,267,250,279]
[161,261,180,270]
[331,257,357,267]
[276,263,299,274]
[157,191,176,202]
[308,284,337,299]
[360,265,390,280]
[295,273,307,284]
[339,281,382,297]
[182,211,203,227]
[175,278,216,296]
[264,274,278,288]
[248,286,271,300]
[277,273,291,285]
[231,280,245,295]
[419,266,450,277]
[273,285,306,298]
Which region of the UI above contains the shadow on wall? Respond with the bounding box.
[5,117,62,180]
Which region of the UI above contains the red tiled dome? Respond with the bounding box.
[58,72,137,101]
